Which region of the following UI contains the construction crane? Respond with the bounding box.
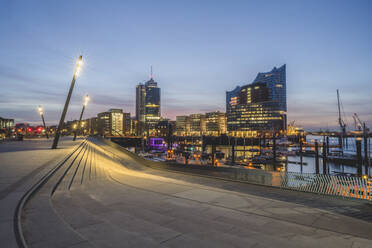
[337,89,347,138]
[353,113,363,131]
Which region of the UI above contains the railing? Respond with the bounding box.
[98,137,372,203]
[280,172,372,201]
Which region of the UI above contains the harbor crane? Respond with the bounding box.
[353,113,363,131]
[337,89,347,145]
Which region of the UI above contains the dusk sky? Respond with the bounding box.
[1,0,371,130]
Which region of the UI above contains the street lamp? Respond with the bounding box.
[52,55,83,149]
[38,105,49,139]
[73,94,89,141]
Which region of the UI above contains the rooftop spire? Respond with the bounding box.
[150,65,153,79]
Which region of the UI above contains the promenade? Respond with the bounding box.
[0,138,79,247]
[1,137,372,247]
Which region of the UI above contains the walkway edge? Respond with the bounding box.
[100,137,371,205]
[13,141,85,248]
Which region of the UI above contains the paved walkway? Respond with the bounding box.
[21,138,372,248]
[0,137,81,248]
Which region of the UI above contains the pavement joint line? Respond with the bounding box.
[105,162,372,241]
[68,143,89,190]
[13,140,86,248]
[159,233,183,244]
[80,145,91,185]
[48,191,91,247]
[51,142,88,195]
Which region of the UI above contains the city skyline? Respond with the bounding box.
[1,0,371,130]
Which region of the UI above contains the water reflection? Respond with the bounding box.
[204,136,371,176]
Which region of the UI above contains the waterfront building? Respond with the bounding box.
[144,78,161,134]
[155,119,175,138]
[176,113,226,137]
[64,120,79,134]
[0,117,14,139]
[226,65,287,137]
[123,113,131,136]
[97,109,124,136]
[0,117,14,130]
[135,74,161,136]
[189,114,206,136]
[226,86,241,113]
[136,84,146,123]
[131,118,138,136]
[86,117,98,135]
[205,111,227,136]
[175,116,189,136]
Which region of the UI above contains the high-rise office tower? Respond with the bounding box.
[226,65,287,137]
[136,84,146,123]
[135,69,161,136]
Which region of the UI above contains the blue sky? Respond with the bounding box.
[0,0,371,130]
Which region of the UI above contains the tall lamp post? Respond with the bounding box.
[73,94,89,141]
[38,105,49,139]
[52,55,83,149]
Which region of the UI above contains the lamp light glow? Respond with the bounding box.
[38,105,43,115]
[84,94,90,106]
[74,57,83,77]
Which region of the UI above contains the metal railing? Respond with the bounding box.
[279,172,371,201]
[98,137,372,203]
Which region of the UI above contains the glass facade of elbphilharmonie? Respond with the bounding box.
[226,64,287,137]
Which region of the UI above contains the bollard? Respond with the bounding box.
[363,124,369,176]
[273,134,277,163]
[212,139,216,166]
[338,135,343,149]
[356,138,362,177]
[299,135,303,173]
[322,141,327,174]
[315,140,319,174]
[231,138,235,165]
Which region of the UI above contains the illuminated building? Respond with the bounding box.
[176,112,227,137]
[136,84,146,123]
[155,120,175,138]
[148,137,167,151]
[0,117,14,129]
[189,114,205,136]
[175,114,206,136]
[135,73,161,136]
[123,113,131,136]
[226,86,241,113]
[226,65,287,137]
[65,120,79,134]
[98,109,124,136]
[131,118,138,136]
[175,116,189,136]
[205,111,227,136]
[0,117,14,139]
[86,117,98,135]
